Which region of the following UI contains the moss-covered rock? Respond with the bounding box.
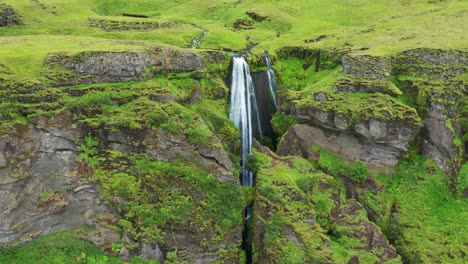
[392,49,467,187]
[334,75,402,97]
[342,55,392,81]
[45,48,204,86]
[251,148,400,263]
[0,4,21,26]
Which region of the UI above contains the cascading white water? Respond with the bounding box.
[229,56,262,187]
[263,53,278,109]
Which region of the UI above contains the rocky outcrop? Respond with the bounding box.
[395,49,467,178]
[46,47,204,85]
[288,102,421,148]
[277,124,401,168]
[233,19,255,30]
[330,199,398,261]
[0,103,243,262]
[0,4,21,26]
[252,147,400,263]
[281,98,421,170]
[421,101,461,176]
[334,76,401,97]
[246,11,269,22]
[342,55,392,81]
[106,127,236,184]
[394,48,467,80]
[88,18,178,32]
[0,113,113,247]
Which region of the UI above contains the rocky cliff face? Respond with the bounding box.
[0,113,113,247]
[0,48,244,263]
[394,49,467,180]
[46,47,204,85]
[278,124,402,169]
[277,48,466,177]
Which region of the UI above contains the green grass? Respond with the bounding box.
[0,35,145,81]
[0,0,465,83]
[363,153,468,263]
[0,231,153,264]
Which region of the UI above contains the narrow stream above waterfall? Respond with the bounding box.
[229,53,278,264]
[190,24,208,49]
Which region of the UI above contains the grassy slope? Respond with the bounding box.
[0,230,157,264]
[1,0,467,81]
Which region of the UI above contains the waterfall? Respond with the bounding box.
[263,52,278,109]
[229,56,262,187]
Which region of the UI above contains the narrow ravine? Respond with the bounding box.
[229,54,278,263]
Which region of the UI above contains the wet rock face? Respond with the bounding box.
[47,48,204,85]
[0,114,110,247]
[0,5,21,26]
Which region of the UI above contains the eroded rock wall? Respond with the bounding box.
[0,113,111,246]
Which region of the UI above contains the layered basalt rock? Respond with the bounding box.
[46,47,204,85]
[277,124,402,168]
[277,48,463,173]
[281,97,421,169]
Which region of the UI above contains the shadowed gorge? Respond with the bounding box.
[0,0,467,263]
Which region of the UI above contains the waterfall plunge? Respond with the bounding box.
[263,53,278,109]
[229,56,262,187]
